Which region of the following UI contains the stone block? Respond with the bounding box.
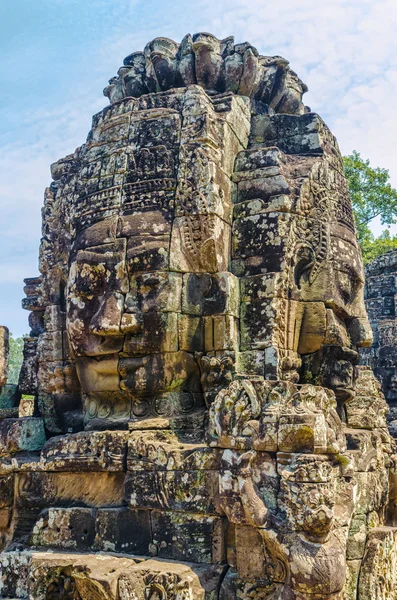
[297,301,327,354]
[240,298,287,350]
[119,557,227,600]
[346,514,367,560]
[125,469,220,514]
[40,431,128,471]
[233,194,295,219]
[175,152,234,224]
[0,550,32,599]
[15,472,124,509]
[234,525,269,581]
[234,147,283,173]
[75,355,120,393]
[353,469,389,516]
[0,384,20,411]
[240,272,286,302]
[73,215,119,250]
[219,449,278,526]
[203,315,239,352]
[43,305,66,332]
[127,430,221,471]
[278,412,327,453]
[151,511,226,564]
[0,476,14,509]
[123,312,178,354]
[0,418,46,455]
[236,350,265,377]
[232,212,291,272]
[22,277,44,311]
[127,232,171,273]
[236,174,290,203]
[18,337,38,396]
[178,314,204,352]
[213,315,239,351]
[37,331,64,363]
[345,379,388,430]
[365,297,384,321]
[249,113,325,155]
[286,529,348,596]
[119,351,201,397]
[29,551,140,600]
[30,508,96,550]
[182,272,239,316]
[345,559,361,600]
[128,111,181,149]
[125,271,182,313]
[358,526,397,600]
[95,507,152,554]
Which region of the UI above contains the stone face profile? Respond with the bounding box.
[0,33,396,599]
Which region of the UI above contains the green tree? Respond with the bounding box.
[7,334,25,385]
[343,151,397,263]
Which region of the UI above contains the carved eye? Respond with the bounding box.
[70,261,107,298]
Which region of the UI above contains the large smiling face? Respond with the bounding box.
[66,212,205,429]
[62,85,245,430]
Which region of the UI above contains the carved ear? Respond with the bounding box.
[200,238,217,272]
[241,380,260,418]
[294,247,314,289]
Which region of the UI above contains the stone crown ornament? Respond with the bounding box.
[0,31,395,600]
[104,33,308,115]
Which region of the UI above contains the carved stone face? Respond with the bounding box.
[67,212,204,429]
[64,86,243,428]
[298,222,372,405]
[64,93,372,428]
[42,64,371,434]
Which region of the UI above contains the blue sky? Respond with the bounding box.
[1,0,397,336]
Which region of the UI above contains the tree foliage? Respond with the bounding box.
[359,230,397,264]
[7,334,24,385]
[343,151,397,263]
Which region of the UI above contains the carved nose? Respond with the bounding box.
[348,317,373,348]
[89,292,124,336]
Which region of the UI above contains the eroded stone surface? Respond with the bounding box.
[0,31,395,600]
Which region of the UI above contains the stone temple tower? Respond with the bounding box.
[0,32,396,600]
[361,250,397,437]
